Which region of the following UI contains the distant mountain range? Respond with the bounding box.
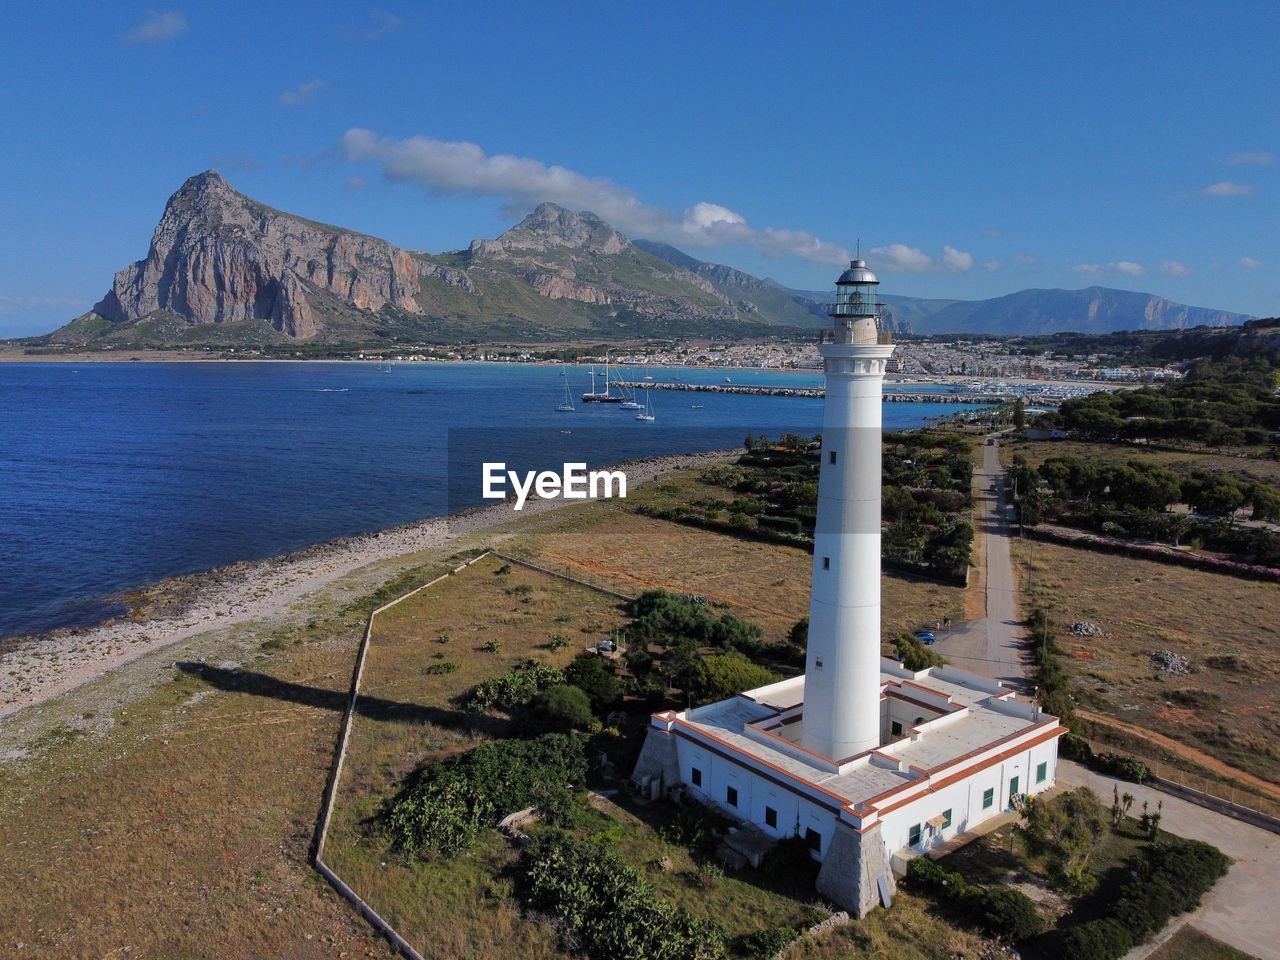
[36,171,1252,347]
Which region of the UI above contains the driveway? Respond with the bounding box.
[933,437,1027,688]
[1058,761,1278,959]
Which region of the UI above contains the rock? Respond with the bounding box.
[1067,621,1104,637]
[1149,650,1189,674]
[93,171,421,338]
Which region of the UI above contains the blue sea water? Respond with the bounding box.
[0,362,983,639]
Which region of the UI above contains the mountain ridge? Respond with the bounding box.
[37,172,1253,347]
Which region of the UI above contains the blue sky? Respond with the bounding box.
[1,1,1276,336]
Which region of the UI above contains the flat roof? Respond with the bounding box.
[670,659,1055,810]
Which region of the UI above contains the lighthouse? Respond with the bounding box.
[800,260,895,760]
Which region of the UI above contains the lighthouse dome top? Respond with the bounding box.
[836,259,878,285]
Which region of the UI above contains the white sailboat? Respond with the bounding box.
[581,352,623,402]
[619,369,643,409]
[635,390,655,422]
[556,372,575,412]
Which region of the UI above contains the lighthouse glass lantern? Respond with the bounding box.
[829,259,881,343]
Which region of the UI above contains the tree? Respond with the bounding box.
[691,653,779,702]
[1017,788,1107,891]
[533,684,596,731]
[1013,397,1027,431]
[892,632,944,671]
[564,654,621,713]
[1249,483,1280,522]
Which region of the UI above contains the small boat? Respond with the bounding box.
[556,372,575,412]
[635,391,656,422]
[690,404,704,409]
[581,352,623,403]
[724,376,732,383]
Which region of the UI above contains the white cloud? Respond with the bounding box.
[366,10,403,38]
[983,260,1000,272]
[1225,151,1274,166]
[345,175,368,191]
[125,11,188,44]
[1012,253,1039,266]
[1241,256,1264,269]
[1202,181,1254,197]
[278,79,325,107]
[340,128,858,264]
[870,244,933,272]
[942,245,975,272]
[1161,260,1191,277]
[1074,261,1145,278]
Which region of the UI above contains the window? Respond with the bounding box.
[829,451,838,465]
[726,786,738,808]
[982,787,994,810]
[805,827,822,853]
[941,808,952,829]
[764,806,777,829]
[1036,761,1048,784]
[691,767,702,788]
[890,720,903,737]
[908,823,922,847]
[822,556,830,570]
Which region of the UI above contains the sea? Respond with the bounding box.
[0,361,987,639]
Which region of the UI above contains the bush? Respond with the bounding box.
[737,925,798,959]
[532,684,595,731]
[386,733,588,857]
[424,660,458,675]
[548,634,571,650]
[519,831,727,960]
[564,654,621,712]
[892,632,944,671]
[464,661,564,712]
[964,885,1044,941]
[1059,918,1134,960]
[1089,751,1149,783]
[691,653,780,702]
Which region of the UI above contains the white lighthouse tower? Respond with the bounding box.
[800,260,895,761]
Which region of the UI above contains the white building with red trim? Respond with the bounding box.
[632,260,1063,915]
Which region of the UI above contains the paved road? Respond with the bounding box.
[934,437,1027,688]
[1058,762,1279,960]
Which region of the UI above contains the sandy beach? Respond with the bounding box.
[0,449,732,722]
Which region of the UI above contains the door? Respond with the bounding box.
[1008,775,1020,803]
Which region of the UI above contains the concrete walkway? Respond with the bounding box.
[934,437,1027,688]
[1059,761,1278,960]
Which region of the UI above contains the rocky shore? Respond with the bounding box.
[0,449,734,721]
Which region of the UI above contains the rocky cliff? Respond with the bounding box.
[92,171,422,338]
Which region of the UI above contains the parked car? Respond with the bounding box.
[914,630,937,645]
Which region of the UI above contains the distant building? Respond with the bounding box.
[634,261,1063,916]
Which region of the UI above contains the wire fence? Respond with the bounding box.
[1143,756,1280,821]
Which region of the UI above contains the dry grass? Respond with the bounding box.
[1148,926,1259,960]
[0,611,405,958]
[505,498,966,646]
[783,893,992,960]
[1014,537,1280,785]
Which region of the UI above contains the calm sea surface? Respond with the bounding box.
[0,361,983,638]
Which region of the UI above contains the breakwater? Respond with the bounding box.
[615,381,1005,403]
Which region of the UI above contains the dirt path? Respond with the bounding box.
[1077,708,1280,804]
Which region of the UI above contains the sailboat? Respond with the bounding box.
[581,351,623,403]
[556,372,575,412]
[619,369,643,409]
[635,390,655,422]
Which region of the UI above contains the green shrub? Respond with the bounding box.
[519,831,726,960]
[737,925,798,959]
[964,885,1044,941]
[532,684,595,731]
[564,654,621,712]
[892,632,944,671]
[424,660,458,675]
[548,634,571,650]
[1059,918,1134,960]
[386,733,588,858]
[464,661,564,712]
[480,638,503,653]
[691,653,779,702]
[1089,751,1149,783]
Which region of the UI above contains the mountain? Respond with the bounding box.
[39,171,1252,347]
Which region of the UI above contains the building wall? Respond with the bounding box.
[878,737,1059,854]
[673,730,1059,861]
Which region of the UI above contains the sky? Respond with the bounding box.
[0,1,1277,337]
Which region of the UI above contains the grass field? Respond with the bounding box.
[1013,536,1280,785]
[506,493,967,645]
[1148,927,1259,960]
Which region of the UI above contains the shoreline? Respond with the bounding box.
[0,449,734,722]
